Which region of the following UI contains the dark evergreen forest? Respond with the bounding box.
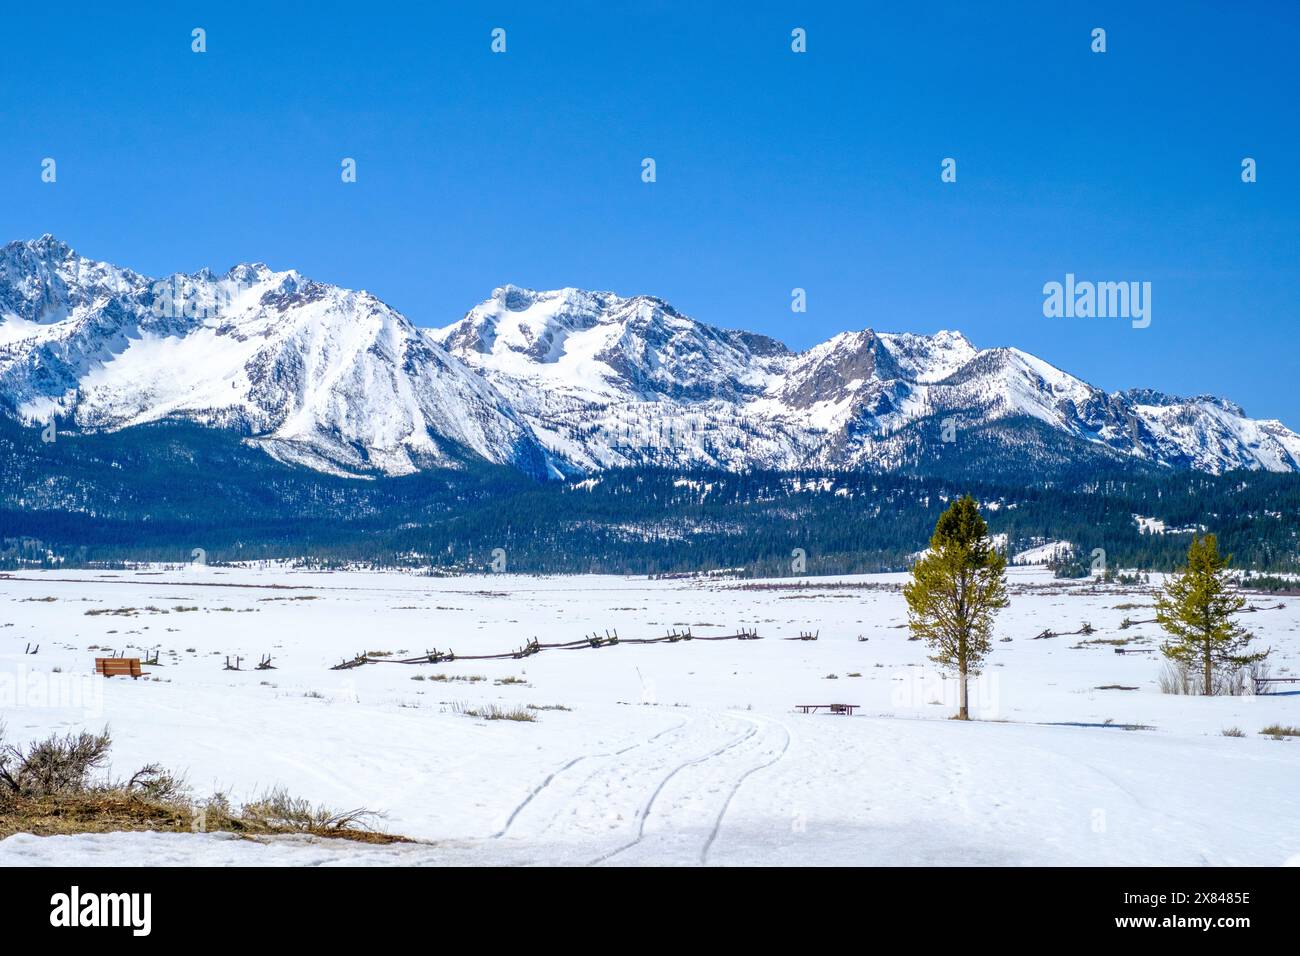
[3,418,1298,576]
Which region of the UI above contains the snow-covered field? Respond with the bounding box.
[1,566,1297,866]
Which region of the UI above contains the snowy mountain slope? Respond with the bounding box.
[0,237,553,478]
[1123,389,1300,473]
[2,237,1296,480]
[431,286,801,471]
[436,286,1300,477]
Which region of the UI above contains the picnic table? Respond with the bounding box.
[795,703,858,716]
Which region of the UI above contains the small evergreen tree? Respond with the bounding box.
[1156,534,1268,695]
[904,495,1008,719]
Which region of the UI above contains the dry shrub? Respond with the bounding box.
[0,722,399,843]
[0,723,112,798]
[1158,659,1271,697]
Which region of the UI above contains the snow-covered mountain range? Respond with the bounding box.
[0,236,549,478]
[3,236,1298,480]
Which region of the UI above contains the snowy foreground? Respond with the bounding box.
[1,566,1297,867]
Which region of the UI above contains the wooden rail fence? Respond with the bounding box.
[331,627,761,670]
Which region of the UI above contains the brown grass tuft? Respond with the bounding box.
[0,721,409,844]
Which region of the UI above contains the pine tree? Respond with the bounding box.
[903,495,1008,719]
[1155,534,1267,695]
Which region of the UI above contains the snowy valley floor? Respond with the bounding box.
[1,566,1297,866]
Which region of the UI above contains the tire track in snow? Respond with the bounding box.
[491,719,688,839]
[588,713,791,866]
[515,712,751,844]
[1027,742,1154,814]
[699,716,792,864]
[1081,761,1153,812]
[586,718,759,865]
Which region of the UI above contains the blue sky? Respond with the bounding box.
[3,2,1298,424]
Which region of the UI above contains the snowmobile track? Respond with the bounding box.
[587,713,792,866]
[491,719,688,839]
[699,717,792,863]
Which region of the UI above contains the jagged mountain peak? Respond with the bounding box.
[464,285,684,338]
[0,240,554,479]
[6,234,75,261]
[440,285,790,407]
[0,237,146,327]
[876,329,977,382]
[488,284,627,312]
[224,261,284,284]
[1122,387,1246,417]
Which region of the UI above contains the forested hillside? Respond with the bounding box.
[4,418,1298,575]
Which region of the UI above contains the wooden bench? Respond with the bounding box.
[1254,676,1300,695]
[795,703,858,716]
[95,657,142,679]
